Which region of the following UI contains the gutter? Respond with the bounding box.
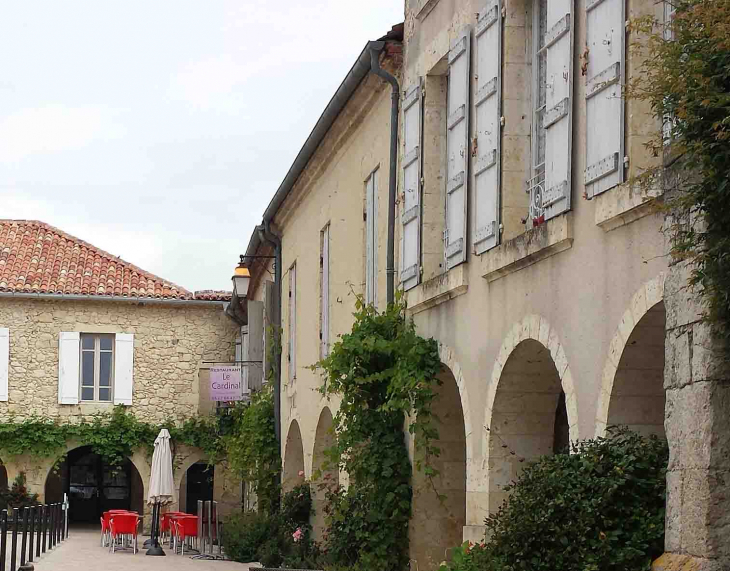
[0,291,228,307]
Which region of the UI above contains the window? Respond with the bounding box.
[528,0,548,225]
[80,334,114,402]
[365,171,378,306]
[320,225,330,358]
[288,262,297,382]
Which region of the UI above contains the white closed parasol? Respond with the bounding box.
[146,428,174,555]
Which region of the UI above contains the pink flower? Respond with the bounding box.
[292,528,303,543]
[298,470,305,477]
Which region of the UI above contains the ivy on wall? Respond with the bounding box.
[629,0,730,357]
[313,296,442,571]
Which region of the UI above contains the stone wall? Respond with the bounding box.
[0,297,237,421]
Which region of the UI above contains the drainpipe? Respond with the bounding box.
[369,42,399,306]
[257,222,282,450]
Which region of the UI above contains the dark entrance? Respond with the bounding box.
[47,447,136,523]
[185,463,214,515]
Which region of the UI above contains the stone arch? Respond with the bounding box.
[311,407,338,541]
[283,419,305,492]
[484,315,579,514]
[410,362,467,571]
[595,273,666,438]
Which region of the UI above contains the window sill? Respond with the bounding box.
[415,0,440,19]
[479,213,573,283]
[405,263,468,316]
[594,181,663,232]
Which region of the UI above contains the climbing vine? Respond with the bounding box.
[0,405,233,469]
[629,0,730,357]
[313,295,442,571]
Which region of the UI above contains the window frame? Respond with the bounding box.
[528,0,549,225]
[79,333,115,403]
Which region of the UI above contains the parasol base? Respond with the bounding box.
[145,545,166,556]
[143,539,153,548]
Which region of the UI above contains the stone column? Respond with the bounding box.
[654,260,730,570]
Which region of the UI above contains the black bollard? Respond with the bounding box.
[27,507,34,564]
[1,509,8,571]
[35,507,41,560]
[60,503,64,542]
[56,504,61,544]
[11,508,19,571]
[49,506,55,550]
[20,508,28,567]
[40,506,46,555]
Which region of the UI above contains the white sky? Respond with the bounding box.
[0,1,403,292]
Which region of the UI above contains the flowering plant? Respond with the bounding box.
[292,528,303,543]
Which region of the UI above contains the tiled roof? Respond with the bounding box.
[0,220,228,301]
[193,290,232,301]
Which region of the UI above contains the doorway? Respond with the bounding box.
[184,463,214,515]
[46,446,142,523]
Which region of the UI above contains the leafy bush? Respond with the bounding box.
[440,429,668,571]
[0,473,39,511]
[222,483,321,568]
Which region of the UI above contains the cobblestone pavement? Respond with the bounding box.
[27,527,258,570]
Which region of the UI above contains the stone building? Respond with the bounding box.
[0,219,241,524]
[242,1,727,568]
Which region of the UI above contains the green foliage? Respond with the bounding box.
[224,385,281,514]
[222,484,320,569]
[629,0,730,356]
[0,406,233,470]
[314,295,442,571]
[440,429,668,571]
[0,473,40,511]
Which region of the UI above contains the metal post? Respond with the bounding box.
[55,505,60,545]
[49,507,54,550]
[206,501,212,555]
[19,509,28,567]
[40,506,46,554]
[11,508,19,571]
[27,507,34,564]
[63,494,69,540]
[0,510,8,571]
[35,507,41,559]
[197,501,203,552]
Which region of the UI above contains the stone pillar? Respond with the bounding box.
[655,260,730,570]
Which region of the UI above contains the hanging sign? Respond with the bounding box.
[210,365,243,401]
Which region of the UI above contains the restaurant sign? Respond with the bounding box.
[210,365,243,401]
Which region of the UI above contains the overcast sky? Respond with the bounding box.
[0,1,403,292]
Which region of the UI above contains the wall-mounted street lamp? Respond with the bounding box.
[231,254,276,298]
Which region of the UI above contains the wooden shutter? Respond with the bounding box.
[288,263,296,381]
[584,0,625,198]
[401,81,423,291]
[543,0,573,220]
[474,2,502,254]
[446,28,471,268]
[113,333,134,405]
[58,331,80,405]
[321,226,330,358]
[366,173,378,305]
[0,328,8,402]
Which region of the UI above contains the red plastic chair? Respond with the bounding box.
[172,515,198,555]
[161,511,187,541]
[100,516,109,547]
[109,513,141,554]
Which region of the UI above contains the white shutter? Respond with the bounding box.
[401,81,423,291]
[321,226,330,358]
[366,173,378,305]
[0,328,8,402]
[474,2,502,254]
[113,333,134,405]
[542,0,573,220]
[288,263,296,381]
[58,331,80,405]
[247,300,264,392]
[241,327,249,394]
[584,0,625,198]
[446,27,471,269]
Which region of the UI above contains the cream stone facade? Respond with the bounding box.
[0,295,241,525]
[241,1,729,569]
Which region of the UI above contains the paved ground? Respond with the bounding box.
[25,528,258,570]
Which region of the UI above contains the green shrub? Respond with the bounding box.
[0,473,39,511]
[440,428,668,571]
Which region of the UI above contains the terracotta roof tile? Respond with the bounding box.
[0,220,226,301]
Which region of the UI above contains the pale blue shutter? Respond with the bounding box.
[474,2,501,254]
[113,333,134,405]
[321,226,330,357]
[446,28,471,268]
[401,82,422,291]
[542,0,573,220]
[584,0,625,198]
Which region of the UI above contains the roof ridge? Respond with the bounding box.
[0,219,193,296]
